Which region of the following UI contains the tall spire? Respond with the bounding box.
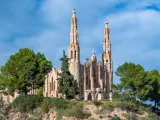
[101,20,113,100]
[103,20,110,52]
[102,20,112,72]
[70,9,78,44]
[68,9,80,91]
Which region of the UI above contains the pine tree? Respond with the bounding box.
[0,48,52,95]
[58,50,79,99]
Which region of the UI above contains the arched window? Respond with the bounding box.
[106,60,108,68]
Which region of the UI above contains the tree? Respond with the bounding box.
[145,70,160,108]
[116,62,160,108]
[0,48,52,95]
[116,62,145,98]
[58,50,79,99]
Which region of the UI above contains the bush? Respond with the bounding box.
[12,95,43,113]
[112,91,121,100]
[127,113,137,120]
[138,105,152,113]
[101,101,116,111]
[93,100,102,107]
[117,102,138,113]
[40,97,71,113]
[56,109,65,120]
[37,87,43,96]
[64,103,91,119]
[147,113,160,120]
[111,115,121,120]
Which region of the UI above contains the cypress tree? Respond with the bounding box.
[58,50,79,99]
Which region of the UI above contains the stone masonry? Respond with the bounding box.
[44,9,113,100]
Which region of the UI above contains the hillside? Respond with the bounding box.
[1,95,160,120]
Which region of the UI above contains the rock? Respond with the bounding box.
[28,113,33,118]
[50,111,57,120]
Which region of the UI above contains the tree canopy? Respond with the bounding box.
[115,62,160,108]
[0,48,52,95]
[58,50,79,99]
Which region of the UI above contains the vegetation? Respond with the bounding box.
[40,97,71,113]
[11,95,91,119]
[37,87,43,96]
[63,102,91,119]
[93,100,102,107]
[1,47,160,119]
[57,50,79,99]
[115,62,160,108]
[12,95,43,112]
[111,115,121,120]
[147,113,160,120]
[0,48,52,95]
[1,95,160,119]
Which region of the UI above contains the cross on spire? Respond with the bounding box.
[105,20,109,28]
[72,9,76,16]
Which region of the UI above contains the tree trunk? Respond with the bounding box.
[154,100,158,108]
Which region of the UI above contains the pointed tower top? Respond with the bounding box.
[72,9,76,16]
[91,51,96,61]
[92,51,96,55]
[105,20,109,28]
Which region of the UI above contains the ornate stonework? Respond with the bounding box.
[44,10,113,100]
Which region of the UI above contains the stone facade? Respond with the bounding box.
[44,10,113,100]
[44,68,61,98]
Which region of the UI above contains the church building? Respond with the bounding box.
[43,10,113,100]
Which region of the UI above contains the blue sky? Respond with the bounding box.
[0,0,160,84]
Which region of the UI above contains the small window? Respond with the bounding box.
[75,51,76,59]
[106,60,108,68]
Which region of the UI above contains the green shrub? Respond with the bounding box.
[127,114,137,120]
[138,105,152,113]
[64,103,91,119]
[56,109,65,120]
[101,101,115,111]
[37,87,43,96]
[111,115,121,120]
[12,95,43,113]
[93,100,102,107]
[112,91,121,100]
[117,102,138,113]
[147,113,160,120]
[40,97,71,113]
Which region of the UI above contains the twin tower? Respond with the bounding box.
[44,10,113,100]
